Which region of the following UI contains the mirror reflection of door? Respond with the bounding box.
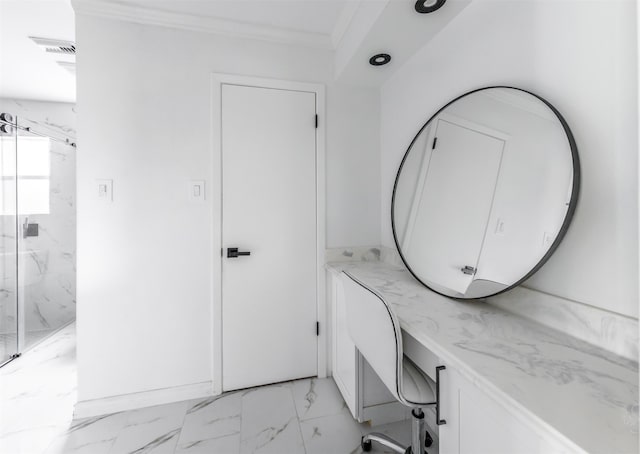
[401,117,505,296]
[391,87,578,299]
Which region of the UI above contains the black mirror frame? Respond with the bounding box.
[390,86,581,300]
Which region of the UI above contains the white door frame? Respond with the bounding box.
[211,73,326,395]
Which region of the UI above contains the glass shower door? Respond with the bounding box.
[0,114,19,366]
[0,111,76,366]
[17,122,76,350]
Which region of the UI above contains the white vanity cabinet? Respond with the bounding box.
[404,333,573,454]
[329,270,408,425]
[436,365,568,454]
[330,268,557,449]
[330,265,581,454]
[326,261,636,453]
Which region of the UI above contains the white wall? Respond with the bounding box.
[75,15,379,402]
[381,0,638,318]
[327,86,380,248]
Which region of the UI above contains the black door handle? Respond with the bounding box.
[227,247,251,258]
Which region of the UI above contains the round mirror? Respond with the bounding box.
[391,87,579,299]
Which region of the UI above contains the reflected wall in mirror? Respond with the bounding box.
[392,87,579,299]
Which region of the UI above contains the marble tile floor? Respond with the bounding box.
[27,329,58,348]
[0,322,76,454]
[0,332,18,364]
[0,323,438,454]
[0,324,437,454]
[0,328,59,361]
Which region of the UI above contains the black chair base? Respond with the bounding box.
[360,408,433,454]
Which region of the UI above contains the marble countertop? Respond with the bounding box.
[326,261,638,454]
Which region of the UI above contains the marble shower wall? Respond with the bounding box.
[0,99,76,346]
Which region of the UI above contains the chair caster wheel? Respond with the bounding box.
[425,431,433,448]
[361,436,372,452]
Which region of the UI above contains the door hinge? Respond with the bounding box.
[316,321,320,336]
[315,114,318,129]
[432,137,438,150]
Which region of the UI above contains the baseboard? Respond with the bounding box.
[74,380,214,419]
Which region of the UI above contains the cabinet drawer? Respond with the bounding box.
[403,331,441,382]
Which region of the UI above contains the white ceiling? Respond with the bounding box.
[117,0,350,36]
[0,0,467,102]
[0,0,76,103]
[0,0,358,102]
[335,0,473,86]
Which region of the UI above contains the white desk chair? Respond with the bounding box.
[341,271,436,454]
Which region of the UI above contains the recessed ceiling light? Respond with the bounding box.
[415,0,446,14]
[369,53,391,66]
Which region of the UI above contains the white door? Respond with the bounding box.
[403,119,504,295]
[221,83,317,391]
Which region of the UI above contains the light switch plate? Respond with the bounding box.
[97,179,113,202]
[189,180,206,202]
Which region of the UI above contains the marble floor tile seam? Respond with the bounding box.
[106,400,192,454]
[176,390,245,451]
[237,381,307,454]
[291,377,352,424]
[291,409,308,454]
[285,380,312,451]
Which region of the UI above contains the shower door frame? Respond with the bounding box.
[0,112,76,368]
[0,113,20,366]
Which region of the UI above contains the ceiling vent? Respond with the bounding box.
[29,36,76,55]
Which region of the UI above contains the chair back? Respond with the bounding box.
[340,271,402,402]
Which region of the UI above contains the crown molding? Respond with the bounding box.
[482,88,559,123]
[71,0,334,50]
